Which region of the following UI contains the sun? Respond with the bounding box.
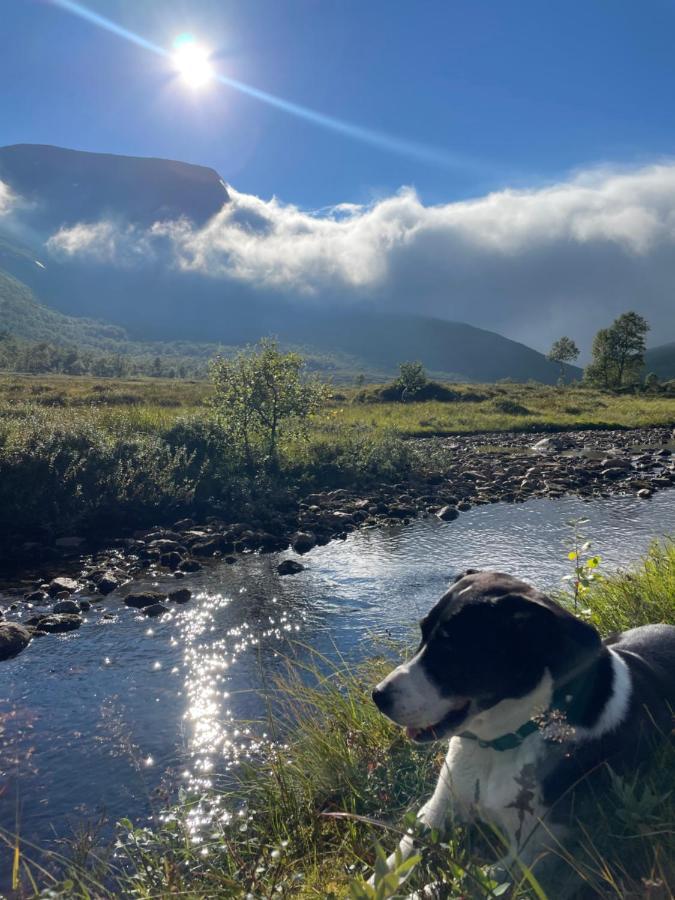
[172,34,213,88]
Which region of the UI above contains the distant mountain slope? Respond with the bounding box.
[0,267,127,346]
[271,310,581,383]
[0,143,580,383]
[0,144,229,229]
[645,343,675,380]
[0,266,578,382]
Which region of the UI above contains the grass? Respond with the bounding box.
[14,541,674,899]
[1,372,674,544]
[321,382,675,436]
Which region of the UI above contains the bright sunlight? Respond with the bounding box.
[172,33,213,88]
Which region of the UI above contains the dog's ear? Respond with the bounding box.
[499,592,601,677]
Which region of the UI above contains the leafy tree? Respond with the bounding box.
[547,336,579,384]
[210,339,326,472]
[397,361,427,400]
[585,312,649,389]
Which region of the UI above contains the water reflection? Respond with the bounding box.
[0,491,674,877]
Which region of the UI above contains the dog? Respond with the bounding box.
[371,569,675,886]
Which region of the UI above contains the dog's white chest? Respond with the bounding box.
[444,734,547,839]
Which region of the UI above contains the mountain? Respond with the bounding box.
[645,343,675,380]
[0,143,229,230]
[0,143,580,383]
[0,267,126,347]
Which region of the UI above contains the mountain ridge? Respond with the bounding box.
[0,143,583,383]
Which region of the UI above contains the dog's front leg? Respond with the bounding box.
[370,757,460,887]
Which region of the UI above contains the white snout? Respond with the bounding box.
[375,650,464,727]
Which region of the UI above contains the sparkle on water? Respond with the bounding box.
[0,490,674,885]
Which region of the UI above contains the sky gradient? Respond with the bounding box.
[4,0,675,207]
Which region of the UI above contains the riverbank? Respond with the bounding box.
[14,540,674,898]
[1,423,673,663]
[2,373,674,564]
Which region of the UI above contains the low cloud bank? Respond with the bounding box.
[44,162,675,349]
[0,180,16,216]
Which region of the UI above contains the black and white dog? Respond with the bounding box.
[372,570,675,882]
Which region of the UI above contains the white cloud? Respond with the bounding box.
[0,180,16,216]
[46,219,153,264]
[44,162,675,348]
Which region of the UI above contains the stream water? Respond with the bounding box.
[1,491,674,883]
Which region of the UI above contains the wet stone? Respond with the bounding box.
[48,577,79,596]
[277,559,305,576]
[53,599,80,614]
[124,591,166,609]
[437,505,460,521]
[0,623,32,660]
[143,603,169,617]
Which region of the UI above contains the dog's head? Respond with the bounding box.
[372,569,601,743]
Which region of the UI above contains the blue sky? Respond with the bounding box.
[4,0,675,207]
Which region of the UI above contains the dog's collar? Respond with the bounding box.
[459,719,540,751]
[458,685,576,752]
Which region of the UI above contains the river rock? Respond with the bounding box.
[124,591,166,609]
[160,551,184,570]
[0,623,32,660]
[98,572,119,595]
[24,590,49,604]
[278,559,305,576]
[36,614,82,633]
[436,505,459,521]
[168,588,191,604]
[291,531,316,554]
[143,603,169,617]
[48,577,79,596]
[53,598,80,614]
[79,599,91,611]
[180,559,201,573]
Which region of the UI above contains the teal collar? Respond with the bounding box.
[459,718,540,752]
[459,685,576,752]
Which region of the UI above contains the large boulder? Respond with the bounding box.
[0,623,32,660]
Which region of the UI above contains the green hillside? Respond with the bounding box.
[0,267,127,346]
[645,343,675,380]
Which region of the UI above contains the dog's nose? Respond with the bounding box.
[372,686,390,713]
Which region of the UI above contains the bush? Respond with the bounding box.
[492,398,531,415]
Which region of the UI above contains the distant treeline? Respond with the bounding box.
[0,331,211,378]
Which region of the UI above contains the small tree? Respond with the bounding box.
[585,312,649,389]
[210,339,326,472]
[547,336,579,384]
[398,361,427,400]
[644,372,661,393]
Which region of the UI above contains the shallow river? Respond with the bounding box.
[1,491,674,882]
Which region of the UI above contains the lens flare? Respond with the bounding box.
[51,0,491,173]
